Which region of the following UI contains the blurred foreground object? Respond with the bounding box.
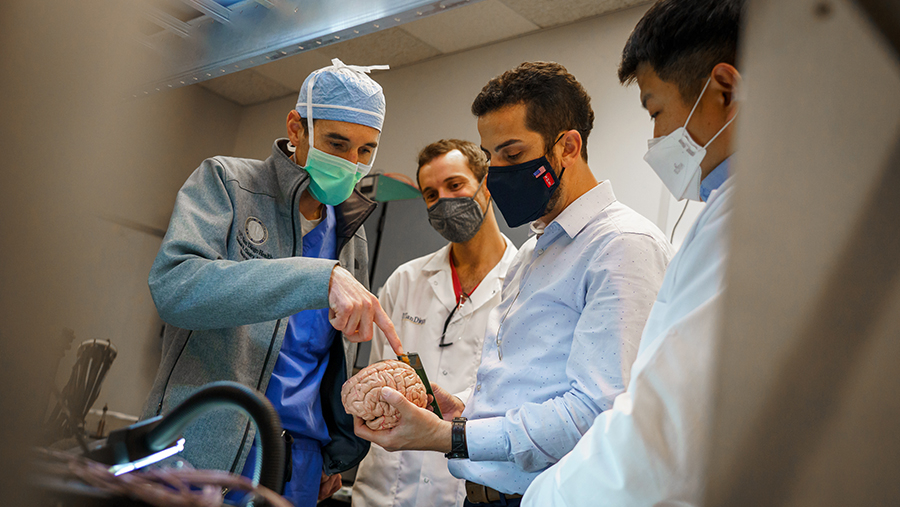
[32,448,291,507]
[44,340,118,444]
[31,382,289,506]
[705,0,900,505]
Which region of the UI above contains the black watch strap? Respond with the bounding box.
[444,417,468,459]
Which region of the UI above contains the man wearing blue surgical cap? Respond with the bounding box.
[141,59,405,505]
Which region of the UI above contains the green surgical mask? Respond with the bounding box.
[299,67,378,205]
[305,146,371,205]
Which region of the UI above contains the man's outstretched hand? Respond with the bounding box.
[328,265,404,355]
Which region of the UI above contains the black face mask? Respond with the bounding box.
[486,136,565,228]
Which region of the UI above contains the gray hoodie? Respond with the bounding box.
[142,139,375,475]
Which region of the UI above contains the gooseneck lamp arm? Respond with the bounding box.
[85,381,285,495]
[145,382,285,493]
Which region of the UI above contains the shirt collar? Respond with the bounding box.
[533,180,616,239]
[700,156,731,202]
[422,243,454,273]
[271,138,309,209]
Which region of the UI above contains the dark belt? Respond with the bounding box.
[465,481,523,504]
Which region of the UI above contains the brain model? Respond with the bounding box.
[341,360,428,430]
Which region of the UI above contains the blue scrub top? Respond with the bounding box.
[265,204,338,444]
[236,205,339,505]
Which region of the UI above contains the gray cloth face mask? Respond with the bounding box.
[426,178,488,243]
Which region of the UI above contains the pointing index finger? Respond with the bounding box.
[374,305,404,356]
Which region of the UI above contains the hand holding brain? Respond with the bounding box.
[341,360,428,430]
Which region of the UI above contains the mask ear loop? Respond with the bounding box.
[683,76,739,150]
[305,72,318,153]
[358,145,377,177]
[702,107,738,150]
[548,132,568,181]
[473,174,492,213]
[684,76,713,131]
[464,174,491,229]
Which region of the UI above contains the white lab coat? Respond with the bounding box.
[522,178,734,507]
[352,236,518,507]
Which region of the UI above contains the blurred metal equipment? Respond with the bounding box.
[84,381,285,493]
[705,0,900,505]
[135,0,484,96]
[31,382,288,506]
[44,339,118,442]
[31,449,293,507]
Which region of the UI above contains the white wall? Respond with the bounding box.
[52,85,244,418]
[231,3,704,247]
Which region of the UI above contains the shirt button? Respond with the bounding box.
[423,477,430,483]
[476,384,482,391]
[442,370,448,375]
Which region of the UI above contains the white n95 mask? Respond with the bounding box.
[644,76,736,201]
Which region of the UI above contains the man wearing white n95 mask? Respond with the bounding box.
[142,59,404,507]
[522,1,743,505]
[352,139,517,507]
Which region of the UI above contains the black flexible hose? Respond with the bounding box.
[144,381,285,494]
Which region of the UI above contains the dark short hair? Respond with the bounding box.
[471,61,594,162]
[416,139,488,187]
[618,0,745,102]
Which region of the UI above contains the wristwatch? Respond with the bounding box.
[444,417,468,459]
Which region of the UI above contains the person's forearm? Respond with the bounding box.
[431,419,453,453]
[151,160,340,330]
[150,255,337,329]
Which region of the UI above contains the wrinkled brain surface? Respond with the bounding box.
[341,360,428,430]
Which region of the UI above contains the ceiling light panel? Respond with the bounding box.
[134,0,484,98]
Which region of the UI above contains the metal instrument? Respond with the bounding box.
[397,352,442,419]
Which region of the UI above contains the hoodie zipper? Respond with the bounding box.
[228,317,283,473]
[156,329,193,416]
[228,178,304,474]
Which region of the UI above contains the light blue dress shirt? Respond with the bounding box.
[522,174,735,507]
[700,157,731,202]
[447,181,673,494]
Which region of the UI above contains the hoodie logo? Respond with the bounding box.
[244,217,268,245]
